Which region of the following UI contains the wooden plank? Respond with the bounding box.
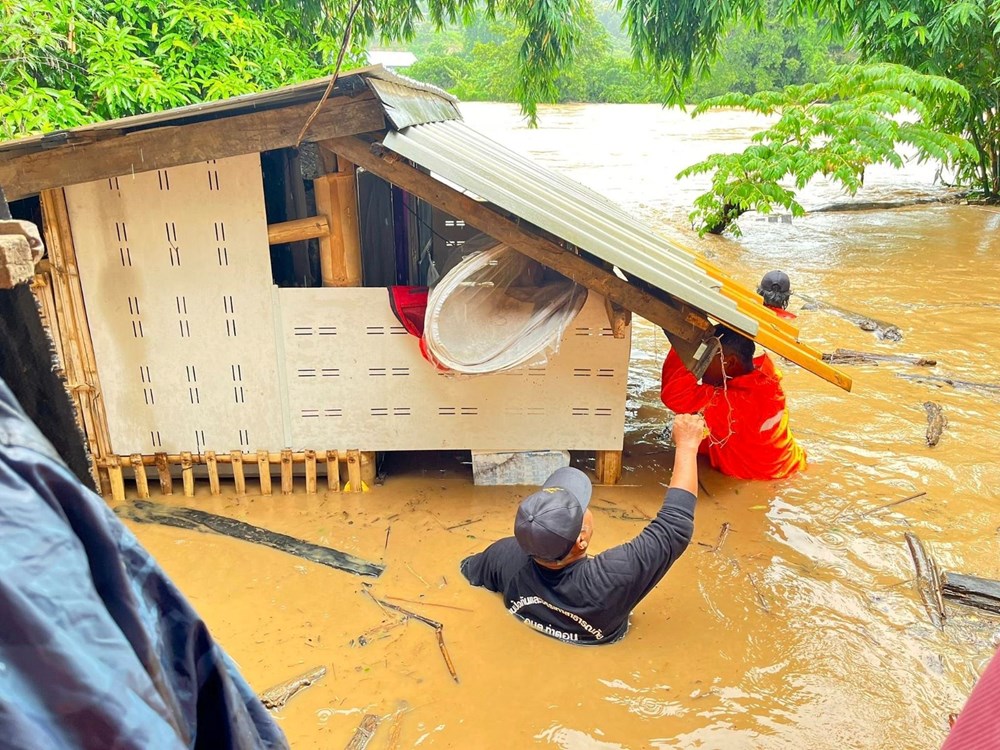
[108,457,125,503]
[604,298,631,339]
[313,171,363,287]
[360,451,377,489]
[206,450,220,495]
[322,137,710,345]
[258,449,272,495]
[305,449,317,494]
[752,326,852,392]
[943,572,1000,615]
[281,448,294,494]
[327,450,340,492]
[267,216,330,245]
[155,452,172,495]
[130,453,149,499]
[3,96,386,201]
[595,450,622,485]
[347,449,363,493]
[39,188,112,486]
[231,450,246,495]
[180,451,195,497]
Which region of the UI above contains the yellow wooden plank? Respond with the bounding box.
[753,327,852,391]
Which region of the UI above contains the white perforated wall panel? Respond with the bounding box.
[278,288,630,451]
[66,155,286,454]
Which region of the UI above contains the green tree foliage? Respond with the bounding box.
[404,10,660,104]
[617,0,1000,196]
[403,1,836,105]
[0,0,588,136]
[679,64,977,235]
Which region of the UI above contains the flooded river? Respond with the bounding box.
[127,103,1000,749]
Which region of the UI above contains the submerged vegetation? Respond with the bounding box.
[680,64,977,235]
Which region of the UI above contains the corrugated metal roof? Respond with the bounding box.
[383,119,759,335]
[366,77,461,129]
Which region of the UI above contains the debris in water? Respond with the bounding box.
[115,500,385,577]
[924,401,947,446]
[362,590,460,683]
[259,665,327,709]
[904,532,946,630]
[344,713,381,750]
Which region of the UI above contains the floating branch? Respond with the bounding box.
[821,348,936,366]
[116,500,384,577]
[897,373,1000,394]
[363,590,460,683]
[796,292,902,341]
[904,532,945,629]
[344,713,381,750]
[259,665,327,709]
[860,491,927,518]
[924,402,947,446]
[710,522,731,553]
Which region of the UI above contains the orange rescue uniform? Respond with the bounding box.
[660,349,806,481]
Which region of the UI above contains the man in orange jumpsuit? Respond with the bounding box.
[661,325,806,481]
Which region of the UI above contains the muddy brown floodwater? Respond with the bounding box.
[123,103,1000,749]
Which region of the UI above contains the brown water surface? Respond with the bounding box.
[125,104,1000,749]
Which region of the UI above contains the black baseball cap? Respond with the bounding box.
[513,467,592,562]
[758,270,791,294]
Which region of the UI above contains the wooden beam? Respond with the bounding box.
[180,451,195,497]
[206,450,220,495]
[130,453,149,499]
[322,136,710,344]
[595,451,622,485]
[155,452,172,495]
[267,216,330,245]
[313,171,363,287]
[231,450,246,495]
[305,449,317,494]
[108,457,125,503]
[3,95,386,201]
[258,450,272,495]
[281,448,294,494]
[327,450,340,492]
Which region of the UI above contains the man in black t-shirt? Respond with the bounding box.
[460,413,706,645]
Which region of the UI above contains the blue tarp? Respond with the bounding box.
[0,378,288,750]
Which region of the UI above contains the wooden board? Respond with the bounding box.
[2,95,385,201]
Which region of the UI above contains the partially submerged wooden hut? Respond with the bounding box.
[0,66,850,498]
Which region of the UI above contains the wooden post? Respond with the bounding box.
[360,450,377,489]
[347,449,363,493]
[595,450,622,485]
[180,451,194,497]
[604,298,632,339]
[258,450,272,495]
[130,453,149,499]
[231,450,245,495]
[108,456,125,503]
[206,450,220,495]
[280,448,294,494]
[313,165,362,287]
[305,449,317,494]
[155,452,172,495]
[326,450,340,492]
[40,188,114,489]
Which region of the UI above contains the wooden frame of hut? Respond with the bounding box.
[0,67,850,500]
